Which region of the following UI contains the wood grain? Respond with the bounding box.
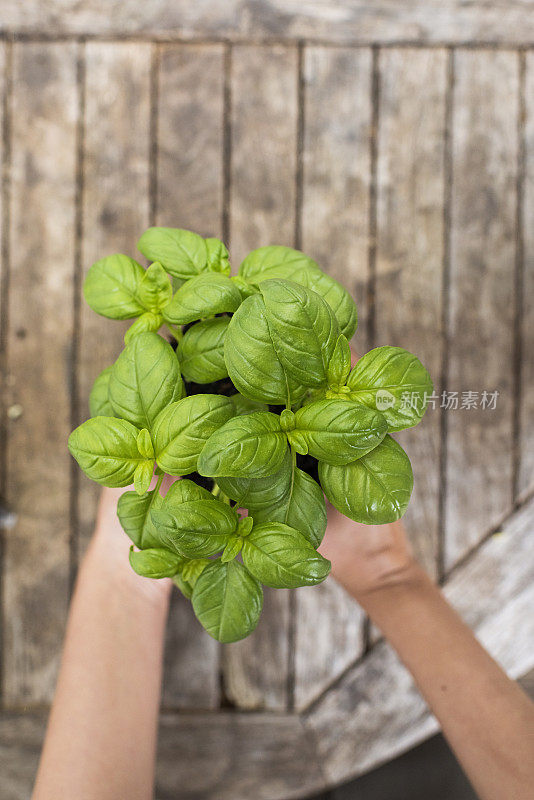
[156,43,225,710]
[0,710,325,800]
[156,44,224,234]
[444,50,519,570]
[229,44,298,267]
[300,46,372,347]
[294,46,371,711]
[305,493,534,788]
[223,44,298,710]
[0,42,6,493]
[77,42,151,554]
[157,712,324,799]
[294,581,364,712]
[2,1,534,44]
[3,43,78,704]
[519,54,534,499]
[0,710,46,800]
[375,48,448,577]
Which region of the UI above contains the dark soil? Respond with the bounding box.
[296,452,319,483]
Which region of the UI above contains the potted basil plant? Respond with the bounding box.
[68,227,433,643]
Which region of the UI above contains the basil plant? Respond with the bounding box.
[68,227,432,643]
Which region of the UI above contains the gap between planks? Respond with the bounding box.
[68,41,86,597]
[2,33,534,50]
[0,39,13,708]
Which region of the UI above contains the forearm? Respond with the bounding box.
[354,563,534,800]
[33,534,170,800]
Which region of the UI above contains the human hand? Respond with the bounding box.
[318,497,418,602]
[89,476,177,605]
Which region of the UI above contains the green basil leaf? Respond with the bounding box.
[327,334,352,388]
[173,572,193,599]
[153,395,234,475]
[215,447,292,508]
[178,317,230,384]
[68,416,142,487]
[133,460,154,495]
[151,498,238,558]
[180,558,210,590]
[136,428,155,459]
[230,393,269,416]
[241,522,331,588]
[236,516,254,537]
[238,245,319,282]
[220,534,243,563]
[108,332,182,431]
[250,466,327,548]
[124,311,163,345]
[290,399,387,465]
[319,434,414,524]
[238,248,357,338]
[205,237,230,275]
[191,560,263,643]
[83,254,145,319]
[300,270,358,339]
[136,262,172,312]
[117,488,163,549]
[137,227,208,279]
[161,478,215,508]
[224,293,306,405]
[89,366,114,418]
[198,412,287,479]
[347,346,433,432]
[162,273,241,325]
[129,546,182,579]
[231,274,258,300]
[259,279,340,388]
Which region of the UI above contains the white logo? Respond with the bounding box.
[376,389,395,411]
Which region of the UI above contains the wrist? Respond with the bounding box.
[337,553,427,604]
[356,558,432,620]
[83,530,172,610]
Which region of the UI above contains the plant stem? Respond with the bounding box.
[212,482,231,505]
[288,444,297,518]
[154,472,164,496]
[166,323,183,343]
[220,491,231,506]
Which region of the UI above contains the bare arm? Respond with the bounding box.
[32,486,171,800]
[319,510,534,800]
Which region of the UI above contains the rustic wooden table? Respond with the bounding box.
[1,3,533,797]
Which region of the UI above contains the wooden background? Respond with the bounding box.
[0,2,533,798]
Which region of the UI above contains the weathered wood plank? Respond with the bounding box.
[305,493,534,787]
[229,44,298,267]
[224,44,298,710]
[77,42,151,555]
[3,42,78,704]
[375,48,448,577]
[0,42,6,493]
[0,711,46,800]
[294,581,364,712]
[0,710,325,800]
[519,54,534,499]
[300,46,372,347]
[157,712,324,799]
[156,44,224,234]
[444,50,519,570]
[294,46,371,711]
[156,43,225,710]
[2,1,534,44]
